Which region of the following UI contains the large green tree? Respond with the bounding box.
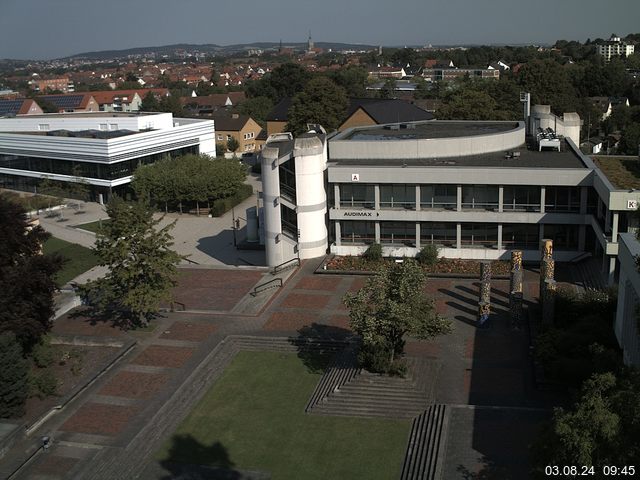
[0,195,62,351]
[0,333,29,418]
[79,198,183,327]
[343,260,452,373]
[286,77,348,135]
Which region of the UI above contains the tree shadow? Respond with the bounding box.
[290,323,357,374]
[67,305,165,331]
[157,434,267,480]
[456,460,512,480]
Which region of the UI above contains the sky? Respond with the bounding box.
[1,0,639,60]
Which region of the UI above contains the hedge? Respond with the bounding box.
[210,184,254,217]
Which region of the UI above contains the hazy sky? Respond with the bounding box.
[1,0,639,60]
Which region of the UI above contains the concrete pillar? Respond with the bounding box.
[605,208,611,233]
[456,223,461,250]
[608,256,616,286]
[335,221,341,246]
[540,186,546,213]
[578,225,586,251]
[374,185,380,210]
[580,186,588,215]
[261,150,283,267]
[375,221,380,244]
[612,212,619,242]
[498,186,504,213]
[415,185,421,211]
[497,224,503,250]
[456,185,462,211]
[539,224,545,242]
[334,184,340,209]
[415,223,421,249]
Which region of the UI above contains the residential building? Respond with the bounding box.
[257,107,640,288]
[38,93,99,113]
[212,113,262,154]
[597,34,635,62]
[91,90,143,112]
[30,76,74,93]
[182,92,247,116]
[0,112,215,202]
[0,98,43,116]
[368,66,406,79]
[422,67,500,82]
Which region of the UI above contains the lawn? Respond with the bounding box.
[157,351,411,480]
[43,237,99,285]
[592,156,640,190]
[74,219,110,234]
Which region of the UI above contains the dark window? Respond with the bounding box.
[340,184,374,208]
[503,186,541,212]
[461,223,498,249]
[421,185,457,209]
[462,185,498,210]
[340,221,375,244]
[380,222,415,245]
[380,184,415,209]
[502,224,539,249]
[420,222,457,247]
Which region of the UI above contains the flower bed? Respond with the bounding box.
[324,255,511,276]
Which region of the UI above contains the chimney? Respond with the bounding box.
[232,113,239,119]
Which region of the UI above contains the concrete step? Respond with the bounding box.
[400,405,448,480]
[335,385,429,401]
[324,394,427,410]
[312,405,420,419]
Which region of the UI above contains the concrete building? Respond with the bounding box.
[257,109,640,284]
[213,113,262,154]
[615,233,640,366]
[0,112,215,202]
[597,34,635,62]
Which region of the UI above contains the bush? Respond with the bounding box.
[416,244,439,266]
[0,333,29,418]
[210,184,253,217]
[31,337,55,368]
[29,369,59,399]
[363,243,383,261]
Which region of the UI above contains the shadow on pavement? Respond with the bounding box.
[291,323,355,374]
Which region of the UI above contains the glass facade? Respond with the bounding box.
[543,224,579,250]
[462,185,499,210]
[280,204,298,239]
[545,186,581,213]
[420,222,457,247]
[461,223,498,248]
[340,221,375,244]
[340,184,374,208]
[420,185,457,209]
[278,160,296,203]
[380,184,415,209]
[503,186,540,212]
[502,223,539,249]
[0,145,198,181]
[380,221,415,245]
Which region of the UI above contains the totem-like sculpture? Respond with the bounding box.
[509,250,524,329]
[539,239,556,327]
[478,261,492,327]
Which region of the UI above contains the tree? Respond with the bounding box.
[0,195,62,351]
[438,89,502,120]
[378,78,397,99]
[79,197,183,327]
[286,77,348,135]
[227,136,240,155]
[618,123,640,155]
[238,96,273,127]
[140,91,160,112]
[0,333,29,418]
[343,260,452,374]
[158,94,184,117]
[330,66,368,97]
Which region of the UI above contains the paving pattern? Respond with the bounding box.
[6,260,566,480]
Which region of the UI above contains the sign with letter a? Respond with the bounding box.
[351,173,360,182]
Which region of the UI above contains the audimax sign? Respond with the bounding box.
[343,211,380,217]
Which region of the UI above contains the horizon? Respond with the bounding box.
[1,0,638,60]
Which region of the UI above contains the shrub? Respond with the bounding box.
[0,333,29,418]
[210,184,253,217]
[363,243,383,261]
[416,244,439,266]
[31,337,55,368]
[29,370,59,399]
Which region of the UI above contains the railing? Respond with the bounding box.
[251,277,283,296]
[182,257,200,265]
[272,257,300,275]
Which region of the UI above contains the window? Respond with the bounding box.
[281,205,298,239]
[462,185,498,210]
[109,123,118,130]
[380,184,415,209]
[380,222,415,245]
[503,186,540,212]
[99,124,108,131]
[420,222,457,247]
[226,135,232,141]
[502,224,539,249]
[340,184,374,208]
[543,224,579,250]
[340,221,375,244]
[421,185,456,209]
[545,186,580,213]
[460,223,498,249]
[217,135,223,140]
[38,124,50,131]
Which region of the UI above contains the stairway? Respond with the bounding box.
[309,357,438,419]
[571,258,607,291]
[400,405,449,480]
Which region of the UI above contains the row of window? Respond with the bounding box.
[339,221,579,250]
[337,184,592,213]
[0,145,198,181]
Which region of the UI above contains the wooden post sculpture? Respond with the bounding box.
[539,239,556,327]
[478,261,492,327]
[510,250,524,329]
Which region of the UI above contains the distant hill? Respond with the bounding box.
[62,41,379,60]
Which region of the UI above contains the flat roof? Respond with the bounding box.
[592,156,640,190]
[4,129,140,139]
[341,121,518,141]
[329,140,587,169]
[2,112,159,119]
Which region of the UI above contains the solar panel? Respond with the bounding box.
[0,100,23,115]
[40,95,84,109]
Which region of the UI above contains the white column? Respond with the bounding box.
[375,222,380,243]
[540,186,546,213]
[456,185,462,211]
[498,186,504,213]
[261,149,283,267]
[374,185,380,210]
[415,223,421,249]
[334,184,340,209]
[612,212,619,242]
[335,221,341,246]
[497,224,503,250]
[456,223,461,249]
[415,185,421,211]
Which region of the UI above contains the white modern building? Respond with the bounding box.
[615,233,640,366]
[597,34,635,62]
[0,112,215,201]
[258,108,640,283]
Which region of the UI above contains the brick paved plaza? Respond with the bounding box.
[6,261,562,480]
